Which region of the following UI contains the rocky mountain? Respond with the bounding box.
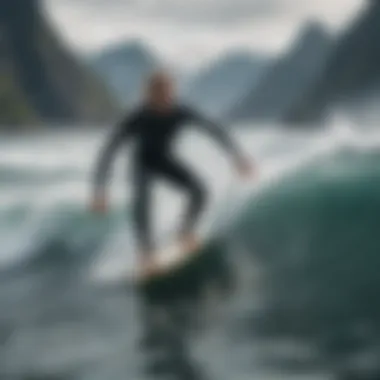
[286,1,380,123]
[0,58,38,128]
[182,51,269,118]
[0,0,118,128]
[90,41,159,106]
[229,22,332,123]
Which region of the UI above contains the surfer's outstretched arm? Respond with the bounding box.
[185,108,252,173]
[93,113,139,196]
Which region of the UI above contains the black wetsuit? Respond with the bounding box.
[94,104,242,253]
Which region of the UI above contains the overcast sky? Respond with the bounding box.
[43,0,364,68]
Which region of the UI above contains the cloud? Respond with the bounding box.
[43,0,364,67]
[45,0,277,25]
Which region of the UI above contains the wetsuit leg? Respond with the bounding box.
[132,163,154,255]
[153,156,208,236]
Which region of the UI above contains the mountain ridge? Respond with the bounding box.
[229,21,333,123]
[90,40,159,106]
[0,0,119,128]
[287,1,380,123]
[183,49,270,118]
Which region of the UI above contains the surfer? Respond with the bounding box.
[90,70,255,277]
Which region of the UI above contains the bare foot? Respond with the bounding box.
[180,233,201,255]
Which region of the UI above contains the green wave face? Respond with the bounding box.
[233,149,380,338]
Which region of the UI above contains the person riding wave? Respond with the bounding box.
[90,70,256,278]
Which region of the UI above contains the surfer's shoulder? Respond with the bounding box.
[123,104,148,124]
[176,103,198,120]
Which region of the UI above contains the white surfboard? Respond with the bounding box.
[136,240,203,284]
[90,239,203,287]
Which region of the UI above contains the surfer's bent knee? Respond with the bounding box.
[197,184,207,205]
[191,181,208,211]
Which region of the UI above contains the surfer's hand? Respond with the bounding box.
[235,157,256,179]
[90,191,108,214]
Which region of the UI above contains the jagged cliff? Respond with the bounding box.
[287,1,380,123]
[183,51,269,118]
[0,0,119,128]
[229,22,332,123]
[0,58,38,128]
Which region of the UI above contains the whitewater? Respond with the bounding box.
[1,121,380,379]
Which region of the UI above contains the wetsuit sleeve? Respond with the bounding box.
[93,112,139,193]
[185,107,243,161]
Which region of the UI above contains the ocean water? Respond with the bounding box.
[1,122,380,379]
